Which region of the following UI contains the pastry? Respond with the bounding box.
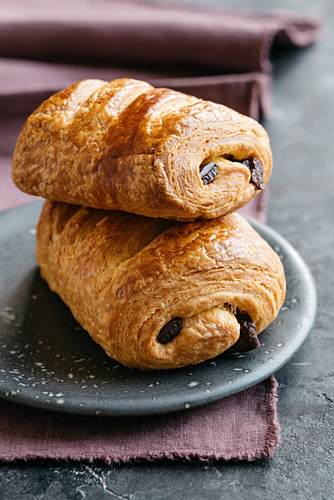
[12,78,272,221]
[36,201,286,370]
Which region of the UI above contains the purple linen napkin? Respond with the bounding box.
[0,58,271,119]
[0,377,279,462]
[0,1,321,462]
[0,0,320,118]
[0,0,320,71]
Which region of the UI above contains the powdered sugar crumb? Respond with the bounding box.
[188,381,200,388]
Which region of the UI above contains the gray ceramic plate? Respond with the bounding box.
[0,202,316,416]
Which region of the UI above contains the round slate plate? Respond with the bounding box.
[0,202,316,417]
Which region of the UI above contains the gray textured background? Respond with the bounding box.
[0,0,333,498]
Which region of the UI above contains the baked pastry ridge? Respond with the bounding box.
[36,201,286,370]
[12,78,272,220]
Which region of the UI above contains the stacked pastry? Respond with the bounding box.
[11,78,286,370]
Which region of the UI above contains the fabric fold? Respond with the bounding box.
[0,377,280,463]
[0,1,321,72]
[0,58,272,119]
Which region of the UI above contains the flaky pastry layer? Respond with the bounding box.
[13,78,272,220]
[36,201,286,370]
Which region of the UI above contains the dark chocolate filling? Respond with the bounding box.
[226,155,264,190]
[200,155,264,190]
[199,162,219,184]
[241,157,264,190]
[234,310,260,352]
[157,318,183,345]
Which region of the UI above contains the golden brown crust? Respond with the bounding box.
[12,78,272,220]
[36,201,286,370]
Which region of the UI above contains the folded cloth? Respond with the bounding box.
[0,59,271,119]
[0,0,320,71]
[0,377,279,462]
[0,0,320,462]
[0,0,320,117]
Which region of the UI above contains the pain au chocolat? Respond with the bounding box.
[36,201,286,370]
[12,78,272,221]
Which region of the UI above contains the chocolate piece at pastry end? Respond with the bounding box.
[242,157,264,190]
[157,318,182,345]
[234,311,261,352]
[200,162,219,185]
